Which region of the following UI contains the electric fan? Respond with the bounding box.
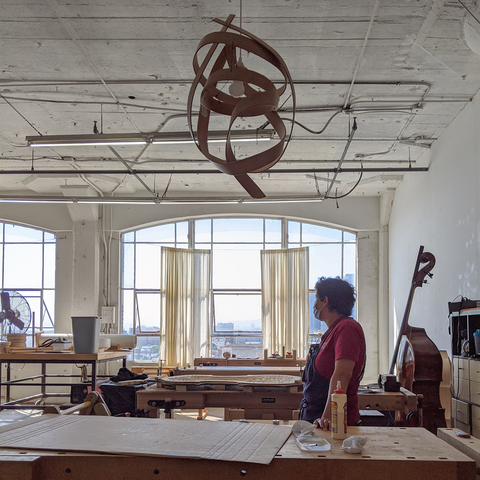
[0,290,32,338]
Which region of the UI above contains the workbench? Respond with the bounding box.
[171,365,303,376]
[0,351,128,408]
[137,382,420,422]
[0,422,474,480]
[194,356,304,367]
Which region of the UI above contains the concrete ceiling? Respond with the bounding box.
[2,0,480,204]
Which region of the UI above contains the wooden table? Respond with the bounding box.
[137,382,420,422]
[0,351,129,408]
[0,424,474,480]
[194,356,304,367]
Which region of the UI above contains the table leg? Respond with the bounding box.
[6,362,11,403]
[41,362,46,399]
[91,361,97,393]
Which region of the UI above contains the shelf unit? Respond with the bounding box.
[451,308,480,436]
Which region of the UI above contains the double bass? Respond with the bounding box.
[389,245,446,433]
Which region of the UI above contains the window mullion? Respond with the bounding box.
[281,218,288,248]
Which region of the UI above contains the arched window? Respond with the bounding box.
[121,217,356,362]
[0,222,56,344]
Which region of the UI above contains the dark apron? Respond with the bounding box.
[299,316,345,423]
[299,343,330,423]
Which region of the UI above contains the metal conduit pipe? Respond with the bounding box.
[343,0,382,110]
[0,167,428,175]
[107,146,156,197]
[325,118,358,198]
[0,80,432,88]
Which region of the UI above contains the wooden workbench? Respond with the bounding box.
[137,382,419,422]
[0,351,129,408]
[0,424,474,480]
[194,356,304,367]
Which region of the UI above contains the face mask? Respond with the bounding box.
[313,304,324,320]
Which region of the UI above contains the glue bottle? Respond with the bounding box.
[331,381,347,439]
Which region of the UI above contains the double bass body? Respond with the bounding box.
[396,326,446,432]
[391,246,446,433]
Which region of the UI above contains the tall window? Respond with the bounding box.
[121,222,188,362]
[0,222,56,344]
[121,217,356,362]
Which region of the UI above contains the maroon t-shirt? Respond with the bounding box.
[314,317,366,425]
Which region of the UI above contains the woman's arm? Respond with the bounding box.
[314,358,355,430]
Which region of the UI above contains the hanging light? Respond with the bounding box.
[229,58,245,97]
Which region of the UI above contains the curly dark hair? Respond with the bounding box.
[315,277,356,317]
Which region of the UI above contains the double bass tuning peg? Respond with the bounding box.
[423,273,433,284]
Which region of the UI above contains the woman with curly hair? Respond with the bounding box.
[300,277,366,429]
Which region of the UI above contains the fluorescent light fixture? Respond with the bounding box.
[0,195,323,205]
[26,130,274,148]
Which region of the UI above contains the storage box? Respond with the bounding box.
[71,316,101,354]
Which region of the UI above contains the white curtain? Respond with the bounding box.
[261,247,309,357]
[160,247,212,367]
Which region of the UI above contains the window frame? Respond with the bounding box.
[0,222,56,343]
[120,217,356,362]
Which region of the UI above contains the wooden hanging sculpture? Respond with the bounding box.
[187,14,295,198]
[390,246,446,433]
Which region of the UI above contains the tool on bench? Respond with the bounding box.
[378,373,401,392]
[43,391,111,416]
[147,398,186,418]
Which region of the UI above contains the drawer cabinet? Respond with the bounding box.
[472,404,480,438]
[453,398,471,434]
[453,357,469,379]
[471,380,480,404]
[470,362,480,383]
[450,310,480,437]
[453,398,470,425]
[454,377,470,402]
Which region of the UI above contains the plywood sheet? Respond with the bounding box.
[0,415,290,465]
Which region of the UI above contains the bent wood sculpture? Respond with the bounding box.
[187,14,295,198]
[390,245,446,434]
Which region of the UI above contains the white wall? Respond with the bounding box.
[389,91,480,357]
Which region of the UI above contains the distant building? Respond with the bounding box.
[216,322,234,331]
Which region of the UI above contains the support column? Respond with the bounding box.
[379,188,395,374]
[357,230,379,383]
[378,225,390,374]
[71,220,102,317]
[54,231,74,333]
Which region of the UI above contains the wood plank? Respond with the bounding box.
[438,427,480,468]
